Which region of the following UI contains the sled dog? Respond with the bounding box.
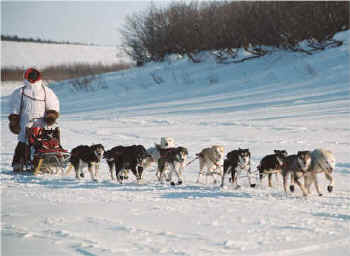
[156,145,188,186]
[281,151,311,195]
[221,148,253,188]
[145,137,176,179]
[196,145,224,184]
[103,145,151,183]
[282,149,335,196]
[66,144,104,181]
[306,149,336,195]
[258,150,288,187]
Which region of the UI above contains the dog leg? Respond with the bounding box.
[283,172,289,194]
[158,160,165,184]
[289,172,295,192]
[108,161,115,180]
[220,172,225,188]
[247,167,255,188]
[177,163,184,185]
[169,164,176,186]
[197,159,205,184]
[75,167,80,179]
[196,171,202,184]
[115,167,123,184]
[196,166,205,184]
[137,166,144,181]
[313,174,322,196]
[234,169,241,189]
[295,176,308,197]
[230,168,236,185]
[88,163,98,182]
[131,166,141,183]
[212,165,220,184]
[159,170,165,184]
[325,171,334,192]
[221,161,230,188]
[206,166,212,184]
[259,169,264,186]
[268,173,273,187]
[95,163,100,181]
[73,162,81,179]
[165,169,171,182]
[305,175,312,194]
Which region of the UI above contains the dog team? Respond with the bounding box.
[64,137,336,197]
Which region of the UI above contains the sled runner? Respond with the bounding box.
[27,126,70,175]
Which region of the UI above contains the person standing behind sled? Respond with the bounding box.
[8,68,60,172]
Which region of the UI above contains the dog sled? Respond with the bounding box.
[27,126,70,175]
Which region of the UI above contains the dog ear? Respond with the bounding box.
[183,147,189,155]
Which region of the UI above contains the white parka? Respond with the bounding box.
[10,79,60,142]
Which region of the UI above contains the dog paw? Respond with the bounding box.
[170,181,176,186]
[327,185,333,192]
[289,185,295,192]
[250,184,256,188]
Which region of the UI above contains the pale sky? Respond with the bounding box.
[1,1,173,46]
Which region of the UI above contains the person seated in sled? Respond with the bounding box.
[8,68,60,172]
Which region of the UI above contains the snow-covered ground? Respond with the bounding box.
[1,31,349,256]
[1,41,130,69]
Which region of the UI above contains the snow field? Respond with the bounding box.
[1,31,349,255]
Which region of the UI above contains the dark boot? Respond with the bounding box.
[12,142,26,172]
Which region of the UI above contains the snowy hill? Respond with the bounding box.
[1,40,130,69]
[1,31,350,256]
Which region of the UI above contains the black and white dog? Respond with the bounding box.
[145,137,176,179]
[156,145,188,186]
[258,150,288,187]
[221,148,253,188]
[66,144,105,181]
[103,145,151,184]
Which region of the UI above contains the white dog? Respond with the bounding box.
[305,149,336,196]
[196,145,225,184]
